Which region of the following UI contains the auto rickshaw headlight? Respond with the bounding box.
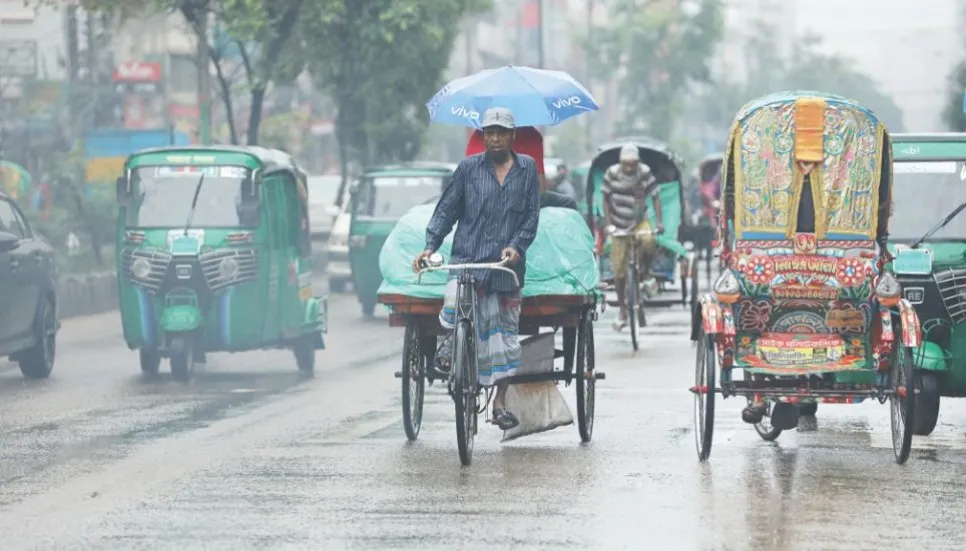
[712,268,741,304]
[131,257,152,280]
[219,257,239,280]
[876,272,902,307]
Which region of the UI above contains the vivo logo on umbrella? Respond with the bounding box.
[553,96,582,109]
[451,106,480,120]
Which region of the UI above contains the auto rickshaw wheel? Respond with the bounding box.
[294,335,316,374]
[912,370,940,436]
[169,336,195,383]
[140,348,162,375]
[576,311,596,443]
[401,323,426,441]
[890,345,916,464]
[694,328,716,461]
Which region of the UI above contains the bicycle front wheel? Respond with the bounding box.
[452,319,477,466]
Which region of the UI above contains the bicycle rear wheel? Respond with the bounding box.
[626,264,639,351]
[452,319,477,466]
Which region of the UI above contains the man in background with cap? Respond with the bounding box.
[413,107,540,431]
[603,143,664,332]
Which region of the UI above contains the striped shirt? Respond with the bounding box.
[603,163,657,230]
[425,152,541,292]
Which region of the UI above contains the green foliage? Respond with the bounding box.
[589,0,725,141]
[302,0,479,166]
[942,61,966,131]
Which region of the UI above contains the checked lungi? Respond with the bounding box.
[438,279,522,387]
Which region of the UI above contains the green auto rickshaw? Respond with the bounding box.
[348,162,456,316]
[889,132,966,435]
[114,146,327,381]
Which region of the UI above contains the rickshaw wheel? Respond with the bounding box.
[694,328,716,461]
[753,402,783,441]
[452,320,477,466]
[689,262,699,309]
[401,323,426,441]
[576,311,596,443]
[890,345,916,464]
[139,348,162,375]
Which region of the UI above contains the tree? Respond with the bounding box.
[697,23,906,134]
[589,0,725,141]
[59,0,308,145]
[942,61,966,131]
[301,0,486,188]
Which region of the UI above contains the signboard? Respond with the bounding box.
[893,141,966,161]
[893,161,958,174]
[113,61,162,83]
[0,40,37,77]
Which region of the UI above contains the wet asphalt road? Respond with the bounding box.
[3,281,966,550]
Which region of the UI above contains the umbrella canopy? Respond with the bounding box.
[427,65,598,129]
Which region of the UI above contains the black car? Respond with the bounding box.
[0,190,58,379]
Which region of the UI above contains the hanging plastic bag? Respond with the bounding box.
[502,332,574,442]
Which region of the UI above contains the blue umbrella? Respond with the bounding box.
[426,65,598,128]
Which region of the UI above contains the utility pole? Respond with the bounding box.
[196,11,211,144]
[585,0,593,149]
[85,10,98,128]
[536,0,545,68]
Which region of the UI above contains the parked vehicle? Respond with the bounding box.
[326,194,352,294]
[889,132,966,435]
[0,190,59,379]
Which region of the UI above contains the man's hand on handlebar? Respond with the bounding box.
[412,250,433,273]
[501,247,521,266]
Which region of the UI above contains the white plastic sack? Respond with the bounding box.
[502,332,574,442]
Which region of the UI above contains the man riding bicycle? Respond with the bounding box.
[603,143,664,331]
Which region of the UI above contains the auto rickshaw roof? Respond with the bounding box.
[125,145,300,174]
[892,132,966,161]
[731,90,883,129]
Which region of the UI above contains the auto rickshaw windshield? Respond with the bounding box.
[127,165,252,228]
[891,160,966,240]
[356,175,447,218]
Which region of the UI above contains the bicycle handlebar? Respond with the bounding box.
[609,228,661,238]
[417,258,520,287]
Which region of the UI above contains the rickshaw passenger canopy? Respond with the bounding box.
[725,92,889,240]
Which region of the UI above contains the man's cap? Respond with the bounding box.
[619,143,639,161]
[482,107,515,129]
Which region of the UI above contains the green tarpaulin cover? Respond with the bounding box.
[378,205,600,298]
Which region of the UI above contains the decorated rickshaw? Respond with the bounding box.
[691,91,921,464]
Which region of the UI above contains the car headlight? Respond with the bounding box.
[219,257,239,280]
[131,257,152,279]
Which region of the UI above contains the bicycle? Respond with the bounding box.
[417,255,519,466]
[608,226,661,351]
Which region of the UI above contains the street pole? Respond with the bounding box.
[585,0,593,152]
[537,0,545,68]
[197,12,211,145]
